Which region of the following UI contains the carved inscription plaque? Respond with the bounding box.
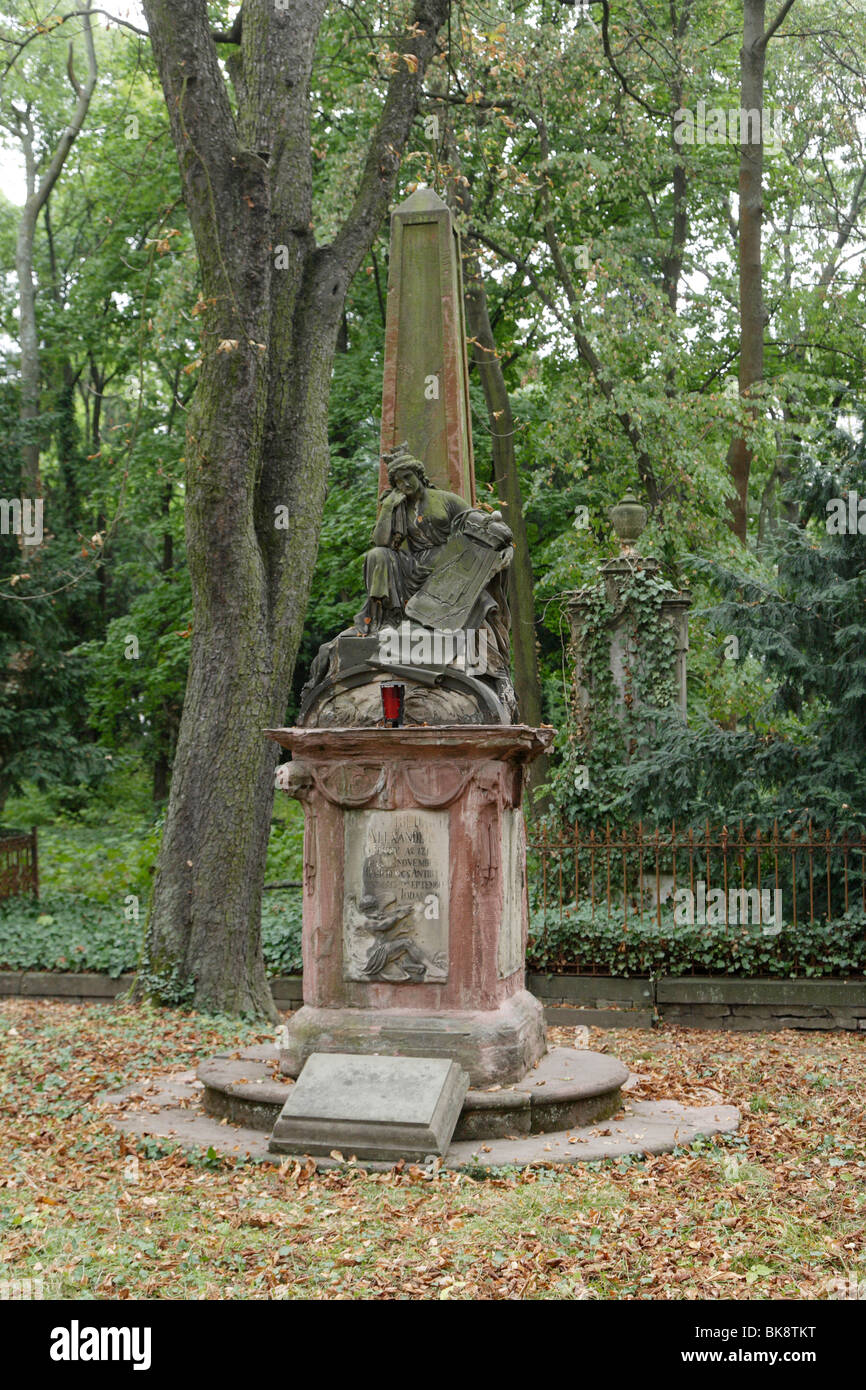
[343,810,449,983]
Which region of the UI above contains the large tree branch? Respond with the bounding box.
[235,0,327,227]
[29,3,97,217]
[212,10,243,44]
[759,0,798,48]
[817,165,866,289]
[329,0,451,281]
[141,0,238,201]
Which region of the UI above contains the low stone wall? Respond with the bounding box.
[655,976,866,1031]
[0,971,136,1003]
[1,969,864,1031]
[530,973,866,1031]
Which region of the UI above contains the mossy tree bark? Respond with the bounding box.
[727,0,797,542]
[140,0,451,1015]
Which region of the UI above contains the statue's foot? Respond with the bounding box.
[353,597,385,634]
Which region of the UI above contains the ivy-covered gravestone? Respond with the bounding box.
[567,491,690,747]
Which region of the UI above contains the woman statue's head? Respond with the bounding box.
[383,441,431,493]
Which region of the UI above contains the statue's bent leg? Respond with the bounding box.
[355,548,412,632]
[364,546,396,602]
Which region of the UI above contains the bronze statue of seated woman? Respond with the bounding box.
[299,442,517,725]
[354,443,513,676]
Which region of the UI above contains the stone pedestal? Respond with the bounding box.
[266,725,553,1086]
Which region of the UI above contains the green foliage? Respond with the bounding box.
[38,817,163,904]
[0,886,303,980]
[527,904,866,979]
[290,264,385,710]
[79,570,192,782]
[4,885,859,983]
[136,960,196,1008]
[265,798,305,883]
[0,774,304,977]
[619,450,866,834]
[260,892,304,977]
[0,435,107,809]
[6,767,164,899]
[547,565,682,828]
[0,892,142,976]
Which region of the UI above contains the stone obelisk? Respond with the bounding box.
[378,187,476,503]
[266,185,553,1091]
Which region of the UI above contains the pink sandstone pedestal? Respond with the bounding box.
[266,725,554,1086]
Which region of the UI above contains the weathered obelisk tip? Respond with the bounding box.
[397,185,449,213]
[379,185,475,501]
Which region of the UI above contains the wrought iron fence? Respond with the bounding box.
[0,827,39,900]
[525,820,866,973]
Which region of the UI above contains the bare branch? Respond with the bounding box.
[30,2,98,217]
[66,39,82,98]
[760,0,798,47]
[599,0,669,121]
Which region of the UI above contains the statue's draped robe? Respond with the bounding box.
[360,486,511,674]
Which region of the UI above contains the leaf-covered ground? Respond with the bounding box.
[0,1000,863,1300]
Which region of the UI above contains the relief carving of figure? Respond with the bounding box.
[345,892,447,984]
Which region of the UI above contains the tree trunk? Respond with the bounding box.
[727,0,796,540]
[153,753,170,804]
[442,142,543,723]
[16,206,41,496]
[727,0,766,541]
[10,5,97,495]
[442,142,547,796]
[462,274,542,727]
[140,0,450,1016]
[441,134,546,796]
[463,272,550,800]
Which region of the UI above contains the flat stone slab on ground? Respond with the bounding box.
[269,1053,470,1161]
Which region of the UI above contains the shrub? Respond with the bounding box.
[527,903,866,978]
[0,892,142,977]
[0,887,304,979]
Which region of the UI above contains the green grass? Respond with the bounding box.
[0,1002,863,1300]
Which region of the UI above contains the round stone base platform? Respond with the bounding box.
[198,1045,630,1142]
[100,1051,740,1170]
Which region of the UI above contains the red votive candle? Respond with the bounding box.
[381,682,405,726]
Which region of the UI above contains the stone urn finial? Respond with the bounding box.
[609,490,647,553]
